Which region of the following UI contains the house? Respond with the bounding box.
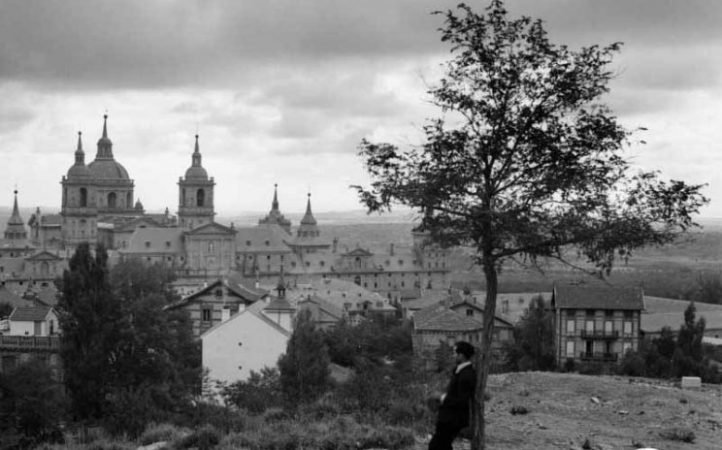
[165,276,268,337]
[0,306,61,374]
[411,301,514,364]
[296,295,345,330]
[552,285,644,366]
[201,307,291,400]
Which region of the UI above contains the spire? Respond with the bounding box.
[10,190,21,224]
[272,183,279,211]
[74,131,85,165]
[192,134,202,167]
[96,114,113,159]
[300,192,317,225]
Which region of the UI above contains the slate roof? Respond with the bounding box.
[553,285,644,311]
[0,287,29,309]
[414,307,483,332]
[166,276,268,310]
[201,308,290,339]
[235,225,293,253]
[297,295,345,321]
[9,306,52,322]
[122,227,184,254]
[264,296,295,311]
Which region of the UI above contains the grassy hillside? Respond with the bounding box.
[477,372,722,450]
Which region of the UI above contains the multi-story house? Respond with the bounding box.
[552,284,644,366]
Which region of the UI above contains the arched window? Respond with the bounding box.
[126,192,132,208]
[197,189,205,207]
[79,188,87,207]
[108,192,117,209]
[40,261,49,276]
[182,188,187,206]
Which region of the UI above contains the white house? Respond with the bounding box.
[7,306,59,336]
[201,307,290,400]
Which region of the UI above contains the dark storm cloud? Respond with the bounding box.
[3,0,721,95]
[0,0,452,89]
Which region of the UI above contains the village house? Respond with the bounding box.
[552,284,644,366]
[0,305,61,375]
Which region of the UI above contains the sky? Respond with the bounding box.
[0,0,720,217]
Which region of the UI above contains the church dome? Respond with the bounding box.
[184,165,208,180]
[67,164,91,179]
[88,159,130,180]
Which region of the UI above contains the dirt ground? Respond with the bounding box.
[417,372,722,450]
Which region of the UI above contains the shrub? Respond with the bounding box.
[138,423,190,446]
[577,361,606,375]
[221,367,281,414]
[176,424,222,450]
[618,351,647,377]
[563,358,576,372]
[179,402,246,433]
[659,427,695,443]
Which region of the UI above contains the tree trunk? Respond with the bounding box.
[471,257,498,450]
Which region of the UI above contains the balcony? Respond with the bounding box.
[0,335,60,352]
[579,352,618,362]
[580,329,619,339]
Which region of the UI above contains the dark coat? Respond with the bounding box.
[437,363,476,427]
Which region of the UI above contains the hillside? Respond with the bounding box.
[442,372,722,450]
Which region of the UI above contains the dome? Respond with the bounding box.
[184,166,208,180]
[88,159,130,180]
[67,164,91,179]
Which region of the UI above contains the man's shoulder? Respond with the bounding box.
[457,364,476,378]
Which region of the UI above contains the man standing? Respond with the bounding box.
[429,341,476,450]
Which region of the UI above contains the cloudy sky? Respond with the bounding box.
[1,0,720,218]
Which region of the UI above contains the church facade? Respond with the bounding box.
[5,115,449,302]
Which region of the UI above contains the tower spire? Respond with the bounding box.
[192,134,202,167]
[96,114,113,159]
[300,192,317,225]
[272,183,279,211]
[74,131,85,165]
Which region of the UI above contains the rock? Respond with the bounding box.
[681,376,701,389]
[618,410,629,415]
[590,396,600,404]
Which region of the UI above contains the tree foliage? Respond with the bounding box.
[0,360,65,449]
[505,295,555,371]
[56,246,200,434]
[353,2,707,448]
[278,309,330,407]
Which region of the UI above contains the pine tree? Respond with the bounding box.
[278,309,330,407]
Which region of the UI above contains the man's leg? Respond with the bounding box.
[428,422,463,450]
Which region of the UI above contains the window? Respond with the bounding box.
[202,308,212,322]
[605,310,614,317]
[624,310,634,319]
[566,319,575,334]
[197,189,205,207]
[246,240,251,246]
[265,240,270,246]
[267,255,271,260]
[145,241,151,248]
[166,241,171,248]
[585,320,594,333]
[566,341,575,357]
[623,321,633,335]
[604,321,613,334]
[320,261,325,267]
[466,309,474,317]
[215,289,223,298]
[586,309,595,317]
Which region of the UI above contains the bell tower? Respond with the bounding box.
[178,134,215,229]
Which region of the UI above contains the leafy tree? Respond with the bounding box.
[505,295,555,371]
[222,367,281,414]
[56,247,200,433]
[56,243,123,421]
[0,359,65,448]
[692,272,722,305]
[354,2,707,447]
[278,309,330,407]
[0,301,13,318]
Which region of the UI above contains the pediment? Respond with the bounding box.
[25,250,63,262]
[186,222,236,236]
[342,247,374,257]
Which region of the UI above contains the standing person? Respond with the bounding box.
[429,341,476,450]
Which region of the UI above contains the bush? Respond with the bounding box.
[221,367,281,414]
[618,351,646,377]
[176,425,222,450]
[659,427,695,443]
[138,423,190,446]
[563,358,576,372]
[577,361,606,375]
[177,402,246,434]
